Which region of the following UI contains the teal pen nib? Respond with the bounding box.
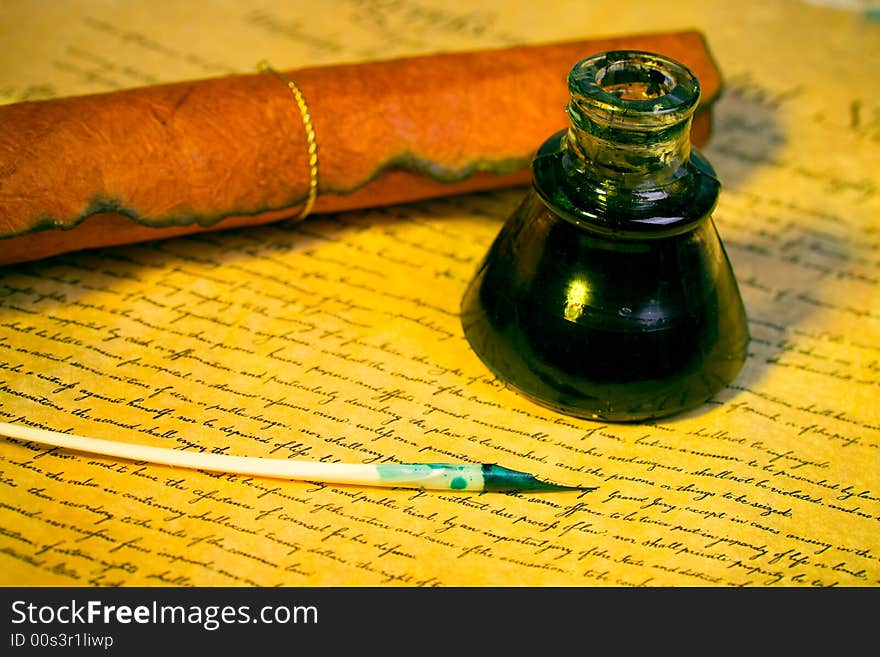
[480,464,597,493]
[375,462,596,492]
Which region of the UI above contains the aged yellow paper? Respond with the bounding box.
[0,0,878,586]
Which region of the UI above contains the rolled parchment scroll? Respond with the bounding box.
[0,30,721,266]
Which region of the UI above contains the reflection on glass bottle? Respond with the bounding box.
[461,50,749,422]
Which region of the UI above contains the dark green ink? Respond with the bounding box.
[480,464,594,493]
[461,51,749,422]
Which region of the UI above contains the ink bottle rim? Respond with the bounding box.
[567,50,701,128]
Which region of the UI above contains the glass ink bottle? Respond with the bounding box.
[461,50,749,422]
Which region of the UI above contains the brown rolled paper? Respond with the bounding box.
[0,30,721,267]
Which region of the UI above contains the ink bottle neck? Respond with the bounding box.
[533,50,719,237]
[565,50,697,186]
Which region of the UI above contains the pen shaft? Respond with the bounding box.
[0,422,589,493]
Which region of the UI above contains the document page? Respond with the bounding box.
[0,0,878,586]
